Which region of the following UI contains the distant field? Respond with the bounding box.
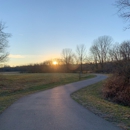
[0,72,96,113]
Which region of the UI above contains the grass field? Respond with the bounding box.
[0,72,95,113]
[71,81,130,130]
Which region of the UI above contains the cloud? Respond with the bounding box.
[9,54,25,59]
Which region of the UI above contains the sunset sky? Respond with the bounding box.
[1,0,130,66]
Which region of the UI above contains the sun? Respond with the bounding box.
[53,61,58,65]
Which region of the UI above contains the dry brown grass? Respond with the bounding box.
[0,73,95,113]
[103,75,130,106]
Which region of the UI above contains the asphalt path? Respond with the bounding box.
[0,74,122,130]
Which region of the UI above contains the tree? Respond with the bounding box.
[103,40,130,106]
[120,40,130,60]
[108,40,130,81]
[0,22,11,63]
[115,0,130,29]
[90,45,98,70]
[61,48,75,72]
[90,36,112,72]
[117,41,130,82]
[109,43,121,62]
[76,44,87,73]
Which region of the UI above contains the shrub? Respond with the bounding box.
[103,75,130,106]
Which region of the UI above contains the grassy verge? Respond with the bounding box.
[71,81,130,130]
[0,73,96,114]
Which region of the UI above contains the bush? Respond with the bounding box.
[103,75,130,106]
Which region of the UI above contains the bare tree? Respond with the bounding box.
[90,36,112,71]
[61,48,75,72]
[108,41,130,80]
[112,41,130,83]
[109,43,121,62]
[90,45,98,70]
[76,44,87,73]
[115,0,130,29]
[0,22,11,63]
[108,41,130,63]
[119,41,130,78]
[120,40,130,60]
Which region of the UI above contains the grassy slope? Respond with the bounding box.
[0,73,95,113]
[71,81,130,130]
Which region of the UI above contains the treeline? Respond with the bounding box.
[0,61,92,73]
[1,35,130,74]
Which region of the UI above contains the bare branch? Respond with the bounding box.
[76,44,87,72]
[0,21,11,64]
[90,36,112,71]
[61,48,75,72]
[115,0,130,28]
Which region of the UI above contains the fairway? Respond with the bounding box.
[0,72,95,113]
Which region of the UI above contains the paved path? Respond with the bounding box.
[0,74,122,130]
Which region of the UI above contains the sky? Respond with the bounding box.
[0,0,130,66]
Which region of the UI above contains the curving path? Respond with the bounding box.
[0,74,122,130]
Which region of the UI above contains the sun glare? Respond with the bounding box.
[53,61,58,65]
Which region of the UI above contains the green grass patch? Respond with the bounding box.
[71,81,130,130]
[0,73,96,113]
